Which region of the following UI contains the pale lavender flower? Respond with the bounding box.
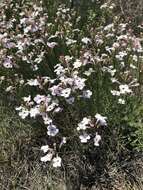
[34,95,45,104]
[49,85,62,96]
[73,77,86,90]
[66,97,75,104]
[47,124,59,136]
[47,42,57,48]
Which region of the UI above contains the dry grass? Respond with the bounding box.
[115,0,143,23]
[0,99,143,190]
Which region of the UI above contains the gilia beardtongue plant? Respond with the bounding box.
[15,56,108,168]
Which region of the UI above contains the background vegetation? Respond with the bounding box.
[0,0,143,189]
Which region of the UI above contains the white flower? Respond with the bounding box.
[115,51,127,61]
[29,107,40,118]
[0,76,5,81]
[111,90,121,96]
[24,26,31,33]
[20,17,28,24]
[118,98,125,104]
[52,156,62,167]
[46,102,57,112]
[95,114,107,126]
[23,95,31,102]
[54,64,65,76]
[53,107,62,113]
[94,133,101,146]
[117,35,128,41]
[62,137,66,144]
[83,51,92,59]
[102,66,116,76]
[19,109,29,119]
[19,79,25,85]
[66,38,77,46]
[15,106,22,111]
[84,68,94,76]
[40,152,53,162]
[42,76,50,85]
[79,133,90,143]
[33,65,38,71]
[60,137,67,147]
[113,42,120,49]
[41,145,49,153]
[27,79,40,86]
[129,79,139,87]
[111,78,119,84]
[100,3,108,9]
[104,24,114,31]
[65,55,73,62]
[132,55,138,62]
[82,90,92,98]
[47,124,59,136]
[73,59,82,68]
[77,117,91,131]
[82,117,91,124]
[119,84,132,94]
[60,88,71,98]
[130,64,136,69]
[5,86,14,92]
[42,115,52,125]
[66,97,75,104]
[81,37,91,44]
[109,69,116,77]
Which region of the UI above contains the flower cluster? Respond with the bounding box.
[77,114,107,145]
